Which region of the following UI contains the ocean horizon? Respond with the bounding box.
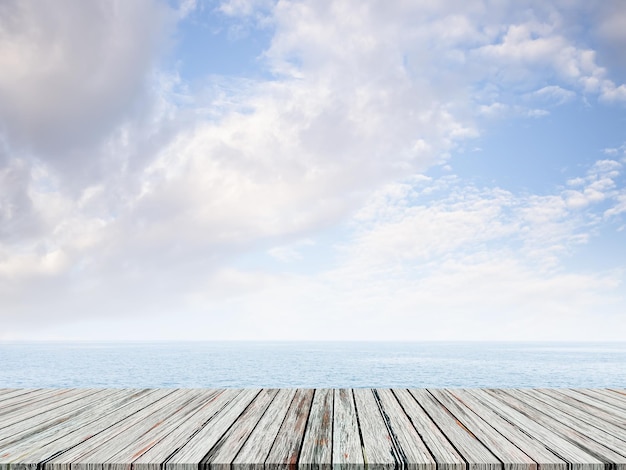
[1,341,625,389]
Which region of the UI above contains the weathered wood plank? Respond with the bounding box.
[537,389,626,429]
[557,389,626,421]
[590,389,626,404]
[97,390,227,470]
[466,389,604,470]
[393,389,465,470]
[0,388,624,470]
[298,389,333,470]
[524,389,626,439]
[487,389,626,466]
[504,390,626,455]
[46,389,200,470]
[232,388,296,470]
[135,389,239,470]
[450,390,566,470]
[0,389,102,431]
[265,389,315,470]
[409,389,500,470]
[166,389,260,470]
[0,389,77,419]
[0,389,124,447]
[332,389,364,469]
[577,389,626,411]
[202,389,279,470]
[0,389,170,470]
[353,388,398,469]
[0,390,41,405]
[374,389,435,470]
[429,389,536,470]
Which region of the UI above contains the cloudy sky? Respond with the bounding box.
[1,0,625,341]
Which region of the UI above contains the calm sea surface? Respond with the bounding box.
[1,341,625,388]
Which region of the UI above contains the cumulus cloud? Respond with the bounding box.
[1,0,626,339]
[0,0,172,173]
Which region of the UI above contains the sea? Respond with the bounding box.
[1,341,625,388]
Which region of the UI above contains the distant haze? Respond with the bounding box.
[1,0,625,341]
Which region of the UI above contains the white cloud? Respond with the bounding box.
[1,0,626,340]
[0,0,173,172]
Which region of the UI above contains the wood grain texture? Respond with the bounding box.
[265,388,314,470]
[332,389,363,469]
[557,389,626,421]
[410,389,501,470]
[449,389,566,470]
[486,389,626,467]
[537,389,626,429]
[429,389,536,470]
[0,389,171,470]
[165,389,259,470]
[0,389,123,447]
[298,389,333,470]
[135,389,237,470]
[520,389,626,443]
[353,388,398,470]
[0,388,623,470]
[374,389,435,470]
[202,389,279,470]
[577,389,626,412]
[466,389,605,470]
[232,388,296,470]
[495,390,626,460]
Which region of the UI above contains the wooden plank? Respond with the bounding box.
[165,389,260,470]
[201,389,279,470]
[96,390,226,470]
[265,389,315,470]
[232,389,296,470]
[538,389,626,429]
[429,389,536,470]
[557,389,626,421]
[600,389,626,404]
[409,389,500,470]
[505,390,626,455]
[0,389,101,431]
[577,389,626,410]
[465,389,604,470]
[0,390,151,460]
[393,389,464,470]
[298,389,333,470]
[0,390,41,405]
[524,390,626,439]
[332,389,364,469]
[353,388,398,469]
[0,389,170,470]
[449,390,566,470]
[0,389,75,418]
[374,389,435,470]
[46,389,200,470]
[0,389,124,447]
[134,389,240,470]
[487,389,626,465]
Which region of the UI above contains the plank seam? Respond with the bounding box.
[351,389,368,467]
[408,389,470,470]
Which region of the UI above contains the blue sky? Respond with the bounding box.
[0,0,625,340]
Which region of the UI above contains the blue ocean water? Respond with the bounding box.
[1,341,625,388]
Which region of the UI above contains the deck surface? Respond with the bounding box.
[0,388,624,469]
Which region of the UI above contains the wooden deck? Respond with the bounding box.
[0,388,625,470]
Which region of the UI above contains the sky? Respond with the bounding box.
[1,0,625,341]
